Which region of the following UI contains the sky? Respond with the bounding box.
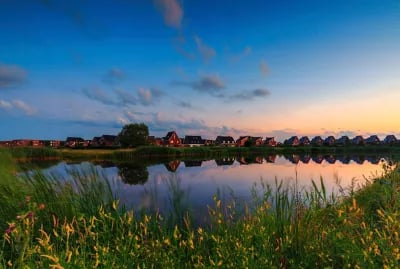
[1,0,399,141]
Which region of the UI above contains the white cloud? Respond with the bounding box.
[12,99,37,115]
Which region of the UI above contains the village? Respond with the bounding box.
[0,131,398,148]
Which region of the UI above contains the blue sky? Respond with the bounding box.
[1,0,399,141]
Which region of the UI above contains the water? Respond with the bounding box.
[41,154,391,221]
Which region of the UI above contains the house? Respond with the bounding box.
[215,158,235,166]
[264,137,277,147]
[236,136,250,147]
[183,136,204,147]
[351,135,364,146]
[284,136,299,146]
[65,137,85,148]
[215,136,235,146]
[91,137,101,147]
[99,135,117,147]
[299,136,310,146]
[31,140,44,147]
[0,141,11,147]
[324,136,336,146]
[163,131,181,147]
[251,137,264,146]
[147,136,163,146]
[310,136,324,146]
[365,135,380,145]
[42,140,61,148]
[203,139,214,146]
[336,136,350,146]
[12,139,32,147]
[383,135,397,145]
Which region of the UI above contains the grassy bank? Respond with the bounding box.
[1,148,400,267]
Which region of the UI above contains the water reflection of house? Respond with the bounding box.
[238,156,263,165]
[324,136,336,146]
[337,155,351,164]
[324,155,336,164]
[336,136,350,146]
[184,160,203,167]
[215,158,235,166]
[310,136,324,146]
[299,136,310,146]
[351,155,365,164]
[312,155,324,164]
[365,135,380,145]
[365,155,379,164]
[287,154,300,164]
[284,136,299,146]
[265,154,277,163]
[300,155,311,164]
[164,160,181,172]
[383,135,397,145]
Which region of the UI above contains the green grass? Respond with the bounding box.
[1,148,400,268]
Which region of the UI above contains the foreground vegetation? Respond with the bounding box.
[1,148,400,267]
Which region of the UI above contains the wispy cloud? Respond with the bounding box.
[12,100,37,115]
[102,67,126,84]
[173,75,224,94]
[0,99,36,115]
[137,88,164,106]
[230,88,271,101]
[229,46,252,62]
[114,88,137,106]
[0,63,27,89]
[82,87,117,106]
[0,100,12,110]
[259,60,269,76]
[153,0,183,29]
[194,35,216,63]
[177,100,193,108]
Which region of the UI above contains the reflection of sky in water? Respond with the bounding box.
[42,156,388,218]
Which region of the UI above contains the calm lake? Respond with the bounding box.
[40,153,393,222]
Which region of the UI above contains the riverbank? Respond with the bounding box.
[1,148,400,267]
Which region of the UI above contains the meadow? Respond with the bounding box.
[1,147,400,268]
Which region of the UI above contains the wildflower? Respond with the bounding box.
[27,211,34,220]
[25,196,31,203]
[38,203,46,210]
[5,223,16,235]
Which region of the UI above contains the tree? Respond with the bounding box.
[117,123,149,148]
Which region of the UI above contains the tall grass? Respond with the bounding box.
[1,148,400,267]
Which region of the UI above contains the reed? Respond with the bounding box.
[1,148,400,267]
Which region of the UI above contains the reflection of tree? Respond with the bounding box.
[117,162,149,185]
